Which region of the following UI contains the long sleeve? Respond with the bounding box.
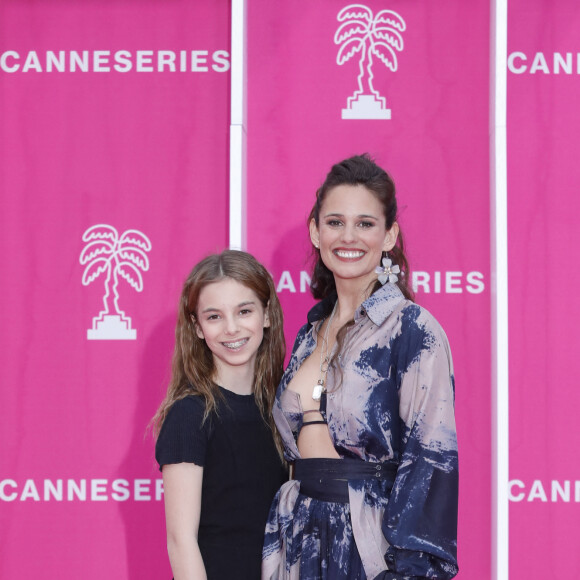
[381,309,459,579]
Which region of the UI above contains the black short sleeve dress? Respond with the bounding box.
[156,387,287,580]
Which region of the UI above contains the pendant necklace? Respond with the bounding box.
[312,302,338,401]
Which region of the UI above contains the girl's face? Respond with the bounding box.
[194,278,269,377]
[310,184,398,288]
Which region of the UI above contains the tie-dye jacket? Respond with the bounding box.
[271,283,459,579]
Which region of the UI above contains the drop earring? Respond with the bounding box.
[375,254,400,285]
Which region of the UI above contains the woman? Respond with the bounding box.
[153,250,287,580]
[263,155,458,579]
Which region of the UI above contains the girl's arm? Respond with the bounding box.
[162,462,207,580]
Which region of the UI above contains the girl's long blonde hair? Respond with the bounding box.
[152,250,285,454]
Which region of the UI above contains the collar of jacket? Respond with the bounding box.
[307,283,406,328]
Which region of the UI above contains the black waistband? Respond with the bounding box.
[294,457,397,503]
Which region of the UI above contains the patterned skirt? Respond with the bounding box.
[262,485,367,580]
[262,458,397,580]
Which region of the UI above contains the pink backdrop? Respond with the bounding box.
[0,1,229,578]
[2,0,578,578]
[507,0,580,577]
[247,2,490,578]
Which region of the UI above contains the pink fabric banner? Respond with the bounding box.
[507,1,580,577]
[246,2,491,578]
[7,1,579,578]
[0,2,229,578]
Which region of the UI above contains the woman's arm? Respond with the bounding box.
[162,462,207,580]
[383,315,459,578]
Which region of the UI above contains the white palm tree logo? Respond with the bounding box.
[335,4,406,120]
[80,224,152,340]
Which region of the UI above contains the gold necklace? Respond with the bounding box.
[312,302,337,401]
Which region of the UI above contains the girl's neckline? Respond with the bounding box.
[218,385,254,398]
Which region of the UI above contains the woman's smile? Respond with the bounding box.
[310,184,397,288]
[333,248,367,260]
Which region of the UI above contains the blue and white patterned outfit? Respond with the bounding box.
[262,283,459,579]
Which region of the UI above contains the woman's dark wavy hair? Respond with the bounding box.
[308,153,414,302]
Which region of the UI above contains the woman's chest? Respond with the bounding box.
[286,347,326,413]
[286,337,402,457]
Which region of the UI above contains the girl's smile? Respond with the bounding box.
[221,337,249,350]
[194,277,270,380]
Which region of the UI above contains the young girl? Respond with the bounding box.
[153,250,287,580]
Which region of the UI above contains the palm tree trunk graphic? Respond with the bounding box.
[346,40,386,109]
[94,257,128,326]
[111,258,129,324]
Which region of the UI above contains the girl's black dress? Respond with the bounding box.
[156,387,287,580]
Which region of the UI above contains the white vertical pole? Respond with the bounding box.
[490,0,509,578]
[229,0,247,250]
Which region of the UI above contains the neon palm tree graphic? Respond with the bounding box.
[80,224,152,340]
[335,4,406,119]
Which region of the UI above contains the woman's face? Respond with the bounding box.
[310,184,398,289]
